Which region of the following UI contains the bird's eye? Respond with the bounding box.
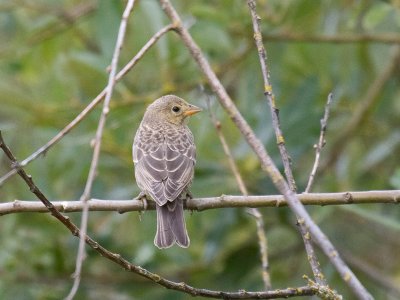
[172,106,180,113]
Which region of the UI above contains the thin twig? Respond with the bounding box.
[0,24,174,187]
[158,0,373,299]
[246,0,296,192]
[0,190,399,215]
[0,131,315,300]
[67,1,136,299]
[305,93,333,193]
[246,0,328,288]
[205,94,271,290]
[246,208,271,290]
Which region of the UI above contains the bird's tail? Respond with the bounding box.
[154,198,190,249]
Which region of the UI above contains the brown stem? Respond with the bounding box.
[305,93,333,193]
[0,190,399,215]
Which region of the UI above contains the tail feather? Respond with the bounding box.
[154,198,190,249]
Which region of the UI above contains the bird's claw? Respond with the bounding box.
[185,190,193,200]
[184,190,194,214]
[135,192,148,219]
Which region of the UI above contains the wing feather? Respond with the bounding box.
[133,124,196,206]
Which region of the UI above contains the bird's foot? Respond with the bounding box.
[185,190,193,200]
[135,192,148,220]
[184,190,193,214]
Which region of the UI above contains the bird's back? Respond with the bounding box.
[133,120,196,206]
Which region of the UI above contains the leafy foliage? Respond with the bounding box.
[1,0,399,299]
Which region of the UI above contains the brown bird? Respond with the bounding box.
[132,95,201,249]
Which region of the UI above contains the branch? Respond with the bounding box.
[205,94,271,290]
[305,93,333,193]
[159,0,373,298]
[0,131,315,300]
[0,23,174,187]
[247,0,296,192]
[67,1,137,299]
[1,190,399,215]
[246,0,329,289]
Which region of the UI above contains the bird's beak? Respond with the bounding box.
[183,105,202,116]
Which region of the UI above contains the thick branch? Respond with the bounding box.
[1,190,398,215]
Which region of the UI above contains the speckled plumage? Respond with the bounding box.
[132,95,201,249]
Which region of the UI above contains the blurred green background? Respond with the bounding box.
[1,0,400,299]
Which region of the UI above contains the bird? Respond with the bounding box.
[132,95,201,249]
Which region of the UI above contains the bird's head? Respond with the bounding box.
[144,95,202,125]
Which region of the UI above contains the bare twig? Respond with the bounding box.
[67,1,137,299]
[205,95,271,290]
[305,93,333,193]
[246,208,271,290]
[159,0,373,298]
[0,131,315,300]
[1,190,399,215]
[246,0,296,192]
[246,0,328,289]
[0,24,174,187]
[322,46,400,171]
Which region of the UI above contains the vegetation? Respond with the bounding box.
[1,0,399,299]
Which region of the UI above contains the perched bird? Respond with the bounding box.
[132,95,201,249]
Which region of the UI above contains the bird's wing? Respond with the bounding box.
[164,127,196,202]
[133,125,168,205]
[133,125,196,206]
